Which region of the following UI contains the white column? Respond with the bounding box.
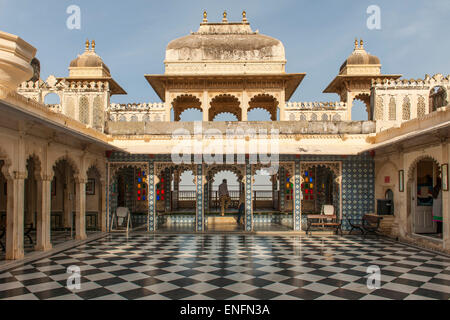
[202,90,209,121]
[242,90,249,121]
[75,176,87,240]
[278,89,286,121]
[35,175,52,251]
[5,172,26,260]
[99,179,107,232]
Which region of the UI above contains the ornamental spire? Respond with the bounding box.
[203,10,207,23]
[242,10,247,22]
[222,11,228,22]
[85,39,89,51]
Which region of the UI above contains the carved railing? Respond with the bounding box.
[284,101,347,121]
[108,102,166,122]
[285,101,347,109]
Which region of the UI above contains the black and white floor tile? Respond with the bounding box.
[0,234,449,300]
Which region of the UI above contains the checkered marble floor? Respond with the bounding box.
[0,234,449,300]
[0,231,101,261]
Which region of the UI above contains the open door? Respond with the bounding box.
[413,160,436,234]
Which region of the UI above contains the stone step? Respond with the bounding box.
[208,216,238,225]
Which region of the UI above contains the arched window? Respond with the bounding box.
[79,96,89,125]
[130,115,138,122]
[178,108,202,121]
[375,96,383,120]
[389,97,396,120]
[402,96,411,121]
[118,115,126,122]
[289,113,296,121]
[142,114,150,122]
[351,99,368,120]
[417,96,426,118]
[299,114,307,121]
[321,114,328,121]
[310,113,317,121]
[65,97,75,118]
[44,92,60,105]
[429,86,447,112]
[93,96,103,129]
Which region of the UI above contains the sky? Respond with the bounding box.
[1,0,449,185]
[1,0,449,107]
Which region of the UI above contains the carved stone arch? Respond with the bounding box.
[248,93,279,121]
[406,155,441,181]
[109,162,149,182]
[429,85,447,112]
[300,162,342,184]
[52,154,80,177]
[43,91,62,106]
[205,164,245,183]
[25,153,44,181]
[377,159,399,176]
[353,93,371,119]
[86,158,106,180]
[209,94,241,121]
[172,94,202,121]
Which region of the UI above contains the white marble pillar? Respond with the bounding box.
[5,172,26,260]
[35,175,52,251]
[75,176,87,240]
[202,90,209,121]
[99,179,107,232]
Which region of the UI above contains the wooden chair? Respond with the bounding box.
[347,214,383,238]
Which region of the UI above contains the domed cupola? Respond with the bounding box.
[164,11,286,75]
[338,39,381,76]
[69,40,111,78]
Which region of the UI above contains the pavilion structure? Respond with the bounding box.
[0,11,448,260]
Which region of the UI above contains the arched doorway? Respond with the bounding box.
[252,164,290,232]
[429,86,447,113]
[205,165,245,231]
[300,162,342,230]
[407,156,443,239]
[51,158,77,244]
[109,164,149,231]
[86,166,102,232]
[24,156,40,253]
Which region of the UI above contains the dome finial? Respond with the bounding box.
[360,39,364,49]
[85,39,90,51]
[91,40,96,52]
[354,38,358,50]
[203,10,207,23]
[222,10,228,22]
[242,10,247,22]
